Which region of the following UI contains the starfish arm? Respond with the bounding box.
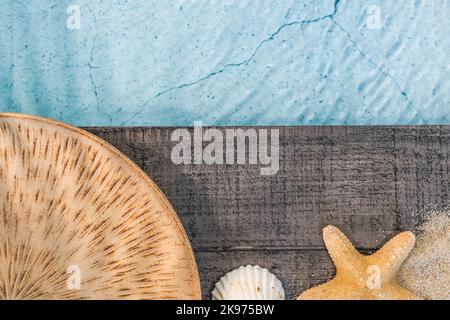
[297,277,369,300]
[322,226,362,272]
[370,283,422,300]
[297,279,339,300]
[367,231,415,282]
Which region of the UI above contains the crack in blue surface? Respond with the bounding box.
[331,18,426,124]
[86,5,100,112]
[122,0,342,124]
[123,0,425,125]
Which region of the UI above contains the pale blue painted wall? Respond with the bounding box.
[0,0,449,126]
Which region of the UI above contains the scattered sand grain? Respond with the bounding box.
[398,210,450,300]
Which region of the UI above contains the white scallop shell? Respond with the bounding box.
[212,265,285,300]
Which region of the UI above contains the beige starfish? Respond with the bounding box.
[297,226,422,300]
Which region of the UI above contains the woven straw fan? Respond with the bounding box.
[0,113,200,300]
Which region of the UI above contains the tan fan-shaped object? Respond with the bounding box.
[0,113,200,300]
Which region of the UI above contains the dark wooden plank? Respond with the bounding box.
[85,127,449,248]
[196,249,335,300]
[83,126,450,298]
[197,248,378,299]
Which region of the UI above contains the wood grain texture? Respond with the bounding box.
[85,126,450,299]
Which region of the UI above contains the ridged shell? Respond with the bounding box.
[0,113,200,300]
[212,265,285,300]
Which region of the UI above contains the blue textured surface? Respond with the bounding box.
[0,0,449,126]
